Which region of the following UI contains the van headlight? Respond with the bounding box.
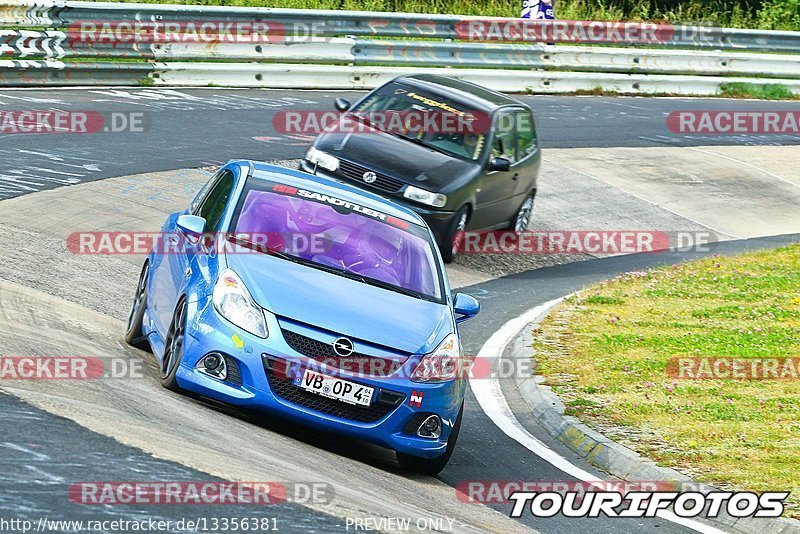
[212,269,269,338]
[305,147,340,172]
[404,185,447,208]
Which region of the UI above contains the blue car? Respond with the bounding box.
[125,161,480,474]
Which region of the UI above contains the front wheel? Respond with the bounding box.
[397,403,463,476]
[440,207,469,264]
[160,298,187,392]
[124,262,151,352]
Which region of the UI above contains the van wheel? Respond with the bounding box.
[506,191,535,232]
[441,207,468,263]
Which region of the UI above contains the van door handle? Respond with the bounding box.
[512,173,519,181]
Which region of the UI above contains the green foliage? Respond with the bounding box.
[84,0,800,30]
[757,0,800,29]
[719,82,796,99]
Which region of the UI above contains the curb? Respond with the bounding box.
[510,296,800,534]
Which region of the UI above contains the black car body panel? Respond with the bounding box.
[302,74,541,253]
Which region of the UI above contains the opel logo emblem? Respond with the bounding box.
[333,337,354,357]
[362,171,377,184]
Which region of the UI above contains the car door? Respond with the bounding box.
[511,108,541,201]
[471,109,519,229]
[167,170,236,322]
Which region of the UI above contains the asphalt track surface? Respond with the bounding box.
[1,88,799,534]
[1,88,800,199]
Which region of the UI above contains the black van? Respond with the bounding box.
[301,74,540,262]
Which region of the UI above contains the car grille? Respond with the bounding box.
[281,328,407,376]
[263,357,405,423]
[336,159,404,194]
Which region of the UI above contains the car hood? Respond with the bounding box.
[316,129,478,191]
[226,254,450,354]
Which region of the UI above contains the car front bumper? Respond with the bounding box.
[175,296,464,458]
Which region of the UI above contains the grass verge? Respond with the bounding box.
[719,82,798,99]
[533,244,800,517]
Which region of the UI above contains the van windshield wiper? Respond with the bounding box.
[394,134,450,156]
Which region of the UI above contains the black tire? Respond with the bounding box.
[124,262,152,352]
[440,206,469,264]
[160,298,187,392]
[397,403,463,476]
[504,190,535,232]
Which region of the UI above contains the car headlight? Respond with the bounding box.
[403,185,447,208]
[305,146,339,172]
[410,333,462,383]
[212,269,268,338]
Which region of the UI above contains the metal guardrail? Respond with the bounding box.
[4,0,800,52]
[6,31,800,79]
[1,0,799,95]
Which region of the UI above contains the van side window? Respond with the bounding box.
[491,112,517,162]
[516,111,537,157]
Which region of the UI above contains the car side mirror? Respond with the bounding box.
[334,98,351,112]
[489,157,511,172]
[454,293,480,324]
[176,214,206,238]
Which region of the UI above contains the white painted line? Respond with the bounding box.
[469,297,728,534]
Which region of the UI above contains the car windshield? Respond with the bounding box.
[350,83,488,161]
[231,181,444,301]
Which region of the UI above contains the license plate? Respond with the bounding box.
[297,370,374,407]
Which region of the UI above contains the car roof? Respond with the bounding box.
[392,74,528,113]
[237,161,428,228]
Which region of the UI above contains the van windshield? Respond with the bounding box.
[350,83,488,161]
